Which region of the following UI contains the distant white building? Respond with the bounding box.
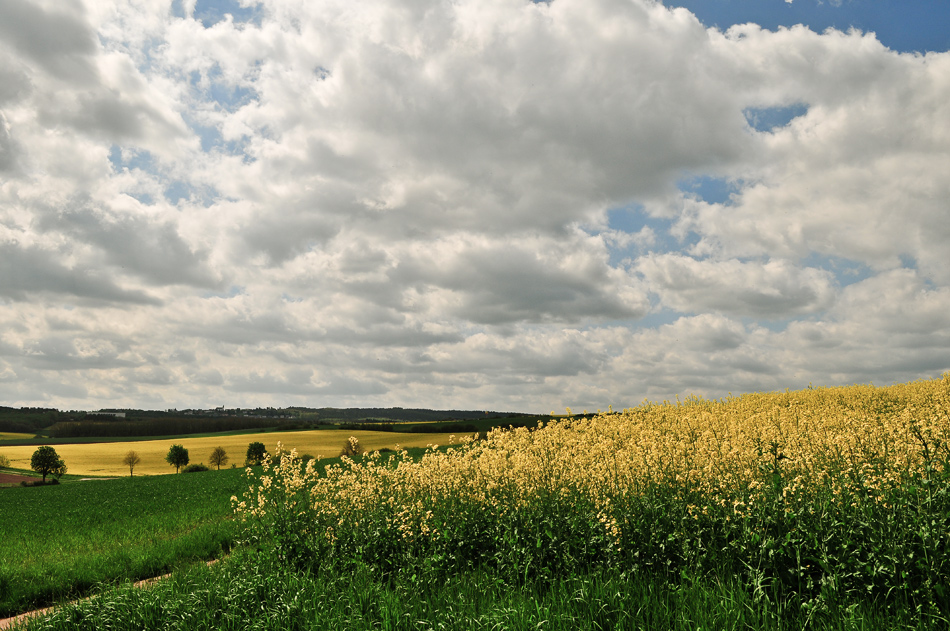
[97,412,126,418]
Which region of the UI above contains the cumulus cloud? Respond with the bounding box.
[0,113,17,172]
[638,254,836,318]
[682,28,950,283]
[0,0,946,411]
[0,241,161,305]
[0,0,98,83]
[37,203,221,288]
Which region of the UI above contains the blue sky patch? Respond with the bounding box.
[185,116,248,157]
[192,121,222,153]
[665,0,950,54]
[163,180,221,207]
[802,253,874,288]
[676,175,741,205]
[109,146,155,172]
[601,205,701,267]
[190,66,259,114]
[899,254,918,270]
[606,204,653,234]
[164,181,192,205]
[209,81,256,113]
[743,104,809,132]
[202,285,245,299]
[193,0,263,28]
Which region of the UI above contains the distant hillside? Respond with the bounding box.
[0,407,80,434]
[0,406,535,439]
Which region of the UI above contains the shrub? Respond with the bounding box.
[0,454,9,468]
[182,463,210,473]
[20,479,58,487]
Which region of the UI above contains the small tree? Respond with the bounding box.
[0,454,10,468]
[209,446,228,470]
[30,446,67,483]
[246,441,267,466]
[165,444,189,473]
[122,450,141,477]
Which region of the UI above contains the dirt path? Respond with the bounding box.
[0,561,219,629]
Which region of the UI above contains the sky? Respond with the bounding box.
[0,0,948,413]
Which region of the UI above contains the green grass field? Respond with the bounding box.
[0,446,445,620]
[0,432,33,442]
[0,429,463,477]
[0,469,246,618]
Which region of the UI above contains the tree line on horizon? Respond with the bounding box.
[1,406,537,439]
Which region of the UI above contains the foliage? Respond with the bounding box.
[208,446,228,470]
[0,454,9,468]
[235,374,950,621]
[122,450,141,477]
[245,442,267,466]
[165,444,189,474]
[182,463,210,473]
[29,446,67,483]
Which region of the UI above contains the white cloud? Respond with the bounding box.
[637,254,836,318]
[0,0,947,411]
[683,26,950,283]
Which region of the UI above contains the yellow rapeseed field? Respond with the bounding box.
[238,374,950,549]
[0,430,459,477]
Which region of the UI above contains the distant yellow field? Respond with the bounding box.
[0,430,461,476]
[0,432,34,442]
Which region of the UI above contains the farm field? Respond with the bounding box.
[0,433,33,442]
[0,468,246,618]
[0,446,435,621]
[8,375,950,630]
[0,429,462,477]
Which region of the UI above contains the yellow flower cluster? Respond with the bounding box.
[234,374,950,550]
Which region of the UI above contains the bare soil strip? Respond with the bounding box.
[0,473,42,489]
[0,473,36,485]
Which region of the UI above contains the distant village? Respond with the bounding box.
[78,407,296,420]
[167,407,296,419]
